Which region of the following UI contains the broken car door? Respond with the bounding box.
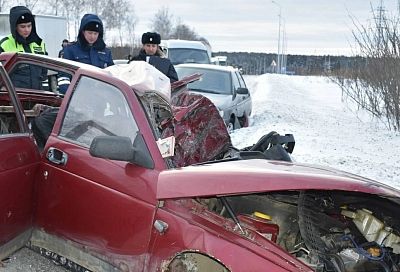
[0,64,40,259]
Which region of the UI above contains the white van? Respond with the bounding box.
[160,39,211,65]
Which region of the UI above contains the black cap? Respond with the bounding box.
[84,21,101,32]
[142,32,161,44]
[16,13,34,24]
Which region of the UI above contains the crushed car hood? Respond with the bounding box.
[157,159,399,199]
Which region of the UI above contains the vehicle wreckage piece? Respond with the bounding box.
[161,91,232,167]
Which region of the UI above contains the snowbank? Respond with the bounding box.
[232,74,400,189]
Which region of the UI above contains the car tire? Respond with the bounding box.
[227,119,235,133]
[238,114,249,127]
[227,115,241,133]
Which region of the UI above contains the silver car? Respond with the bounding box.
[175,64,252,132]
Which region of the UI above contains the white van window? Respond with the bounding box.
[168,48,210,65]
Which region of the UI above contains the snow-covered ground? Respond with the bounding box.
[234,74,400,189]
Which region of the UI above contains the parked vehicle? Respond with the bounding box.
[0,13,67,57]
[1,53,400,272]
[211,55,228,66]
[160,39,211,65]
[175,63,252,132]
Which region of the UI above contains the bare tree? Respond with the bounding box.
[100,0,135,46]
[40,0,67,15]
[57,0,75,41]
[198,36,211,48]
[85,0,106,15]
[171,22,198,40]
[17,0,39,11]
[124,14,137,48]
[70,0,86,39]
[0,0,10,12]
[151,6,173,39]
[126,15,137,48]
[333,2,400,130]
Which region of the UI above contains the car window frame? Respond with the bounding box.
[231,70,241,92]
[7,61,73,94]
[236,71,247,89]
[58,75,139,148]
[0,64,27,135]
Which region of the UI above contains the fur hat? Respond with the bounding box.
[84,21,101,32]
[16,13,34,24]
[142,32,161,45]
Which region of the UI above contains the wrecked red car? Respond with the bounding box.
[1,53,400,272]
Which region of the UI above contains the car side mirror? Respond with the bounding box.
[89,133,154,169]
[236,87,249,95]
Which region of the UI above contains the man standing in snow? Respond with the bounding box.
[129,32,178,83]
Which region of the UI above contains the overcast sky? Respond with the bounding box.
[132,0,399,56]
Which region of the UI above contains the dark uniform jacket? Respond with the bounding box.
[63,14,113,68]
[130,50,179,83]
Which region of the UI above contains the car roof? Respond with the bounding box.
[6,52,109,71]
[160,39,208,50]
[175,63,238,72]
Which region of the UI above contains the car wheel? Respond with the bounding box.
[227,120,234,133]
[227,115,240,133]
[238,114,249,127]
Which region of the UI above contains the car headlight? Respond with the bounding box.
[218,109,224,117]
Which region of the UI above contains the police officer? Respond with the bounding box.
[0,6,47,89]
[130,32,178,83]
[63,14,113,68]
[0,6,46,55]
[58,39,69,58]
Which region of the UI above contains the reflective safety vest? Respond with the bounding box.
[0,34,46,54]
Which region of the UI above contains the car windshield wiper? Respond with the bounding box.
[189,88,222,94]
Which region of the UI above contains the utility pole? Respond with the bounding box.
[272,1,282,74]
[271,1,287,74]
[281,18,286,74]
